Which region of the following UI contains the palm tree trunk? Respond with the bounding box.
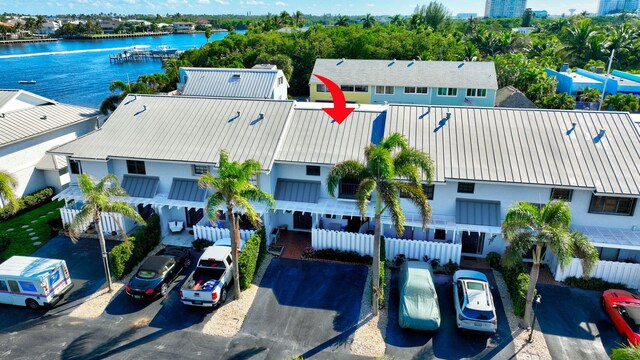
[522,261,540,328]
[227,206,241,300]
[96,215,113,292]
[372,195,382,316]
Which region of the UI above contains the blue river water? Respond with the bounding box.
[0,32,238,108]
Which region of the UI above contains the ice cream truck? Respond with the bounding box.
[0,256,73,309]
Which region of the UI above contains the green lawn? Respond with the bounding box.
[0,201,64,259]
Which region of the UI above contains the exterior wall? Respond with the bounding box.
[431,88,496,107]
[0,120,96,198]
[309,85,371,103]
[273,71,288,100]
[545,69,605,96]
[272,162,332,198]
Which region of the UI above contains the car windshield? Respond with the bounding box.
[462,308,495,321]
[466,282,485,291]
[619,306,640,333]
[137,270,158,279]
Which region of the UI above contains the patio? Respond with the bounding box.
[275,230,311,259]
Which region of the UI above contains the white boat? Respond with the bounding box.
[18,80,36,84]
[124,45,150,55]
[151,45,178,55]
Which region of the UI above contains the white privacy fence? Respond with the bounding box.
[553,258,640,290]
[311,228,462,264]
[60,208,135,234]
[192,225,255,242]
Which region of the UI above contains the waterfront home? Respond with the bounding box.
[99,20,121,34]
[546,66,640,104]
[309,59,498,107]
[37,20,61,35]
[50,95,640,290]
[173,22,195,31]
[0,90,101,207]
[177,65,289,100]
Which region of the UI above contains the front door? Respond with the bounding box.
[185,208,204,228]
[293,211,312,230]
[461,231,485,255]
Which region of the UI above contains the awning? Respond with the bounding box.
[121,175,159,198]
[573,225,640,250]
[456,199,501,227]
[274,179,320,203]
[168,178,208,202]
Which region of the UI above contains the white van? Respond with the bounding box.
[0,256,73,309]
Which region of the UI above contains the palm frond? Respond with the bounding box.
[570,230,599,277]
[393,148,435,185]
[77,173,95,196]
[218,149,230,169]
[106,202,145,225]
[240,159,262,177]
[68,206,94,243]
[539,226,572,267]
[380,132,408,151]
[501,201,539,240]
[502,232,534,268]
[198,173,220,191]
[0,170,18,213]
[355,178,376,218]
[366,145,395,181]
[327,160,367,197]
[378,182,405,236]
[395,182,431,228]
[241,185,275,210]
[234,196,262,228]
[540,200,572,229]
[205,192,225,223]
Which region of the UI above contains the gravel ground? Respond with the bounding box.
[350,266,389,357]
[69,243,165,319]
[202,254,274,337]
[493,270,551,360]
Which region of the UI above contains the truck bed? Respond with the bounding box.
[182,268,225,291]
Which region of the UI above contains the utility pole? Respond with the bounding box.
[598,49,615,111]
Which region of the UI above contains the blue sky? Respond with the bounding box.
[0,0,599,16]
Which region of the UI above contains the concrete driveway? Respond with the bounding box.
[0,236,118,332]
[236,258,369,359]
[537,284,620,360]
[385,269,515,360]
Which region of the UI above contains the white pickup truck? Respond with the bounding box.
[180,246,233,307]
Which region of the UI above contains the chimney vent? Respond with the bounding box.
[559,63,570,72]
[41,115,47,120]
[595,67,605,74]
[446,112,451,120]
[237,111,241,117]
[259,112,264,118]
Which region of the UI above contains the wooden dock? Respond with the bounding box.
[109,51,181,64]
[0,38,59,45]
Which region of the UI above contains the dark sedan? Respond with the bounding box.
[126,246,191,300]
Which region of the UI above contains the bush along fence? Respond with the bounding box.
[193,225,255,243]
[311,228,462,264]
[551,256,640,291]
[486,251,530,318]
[0,187,54,221]
[238,228,266,290]
[109,214,161,279]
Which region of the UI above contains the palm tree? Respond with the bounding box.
[335,15,350,27]
[360,13,377,29]
[603,93,640,112]
[68,174,145,291]
[501,201,598,327]
[415,1,450,31]
[293,11,304,27]
[198,150,275,301]
[0,170,18,213]
[204,28,212,42]
[388,15,406,27]
[99,79,155,115]
[563,20,597,64]
[327,133,434,315]
[578,87,601,104]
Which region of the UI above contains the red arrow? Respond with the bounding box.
[313,74,355,124]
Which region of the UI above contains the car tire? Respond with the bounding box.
[220,288,228,304]
[26,299,39,309]
[160,283,169,297]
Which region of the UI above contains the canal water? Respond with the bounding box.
[0,32,239,108]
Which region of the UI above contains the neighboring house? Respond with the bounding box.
[177,65,289,100]
[173,22,195,31]
[495,86,537,108]
[309,59,498,107]
[0,90,101,206]
[36,21,60,35]
[50,94,640,290]
[99,20,121,33]
[546,67,640,99]
[598,0,639,15]
[484,0,527,18]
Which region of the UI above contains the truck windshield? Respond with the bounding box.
[199,259,225,268]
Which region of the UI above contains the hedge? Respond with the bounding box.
[302,248,374,264]
[0,187,54,221]
[238,229,265,290]
[563,276,632,292]
[108,214,161,279]
[501,263,530,317]
[0,233,10,254]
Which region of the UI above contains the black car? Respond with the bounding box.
[125,246,191,300]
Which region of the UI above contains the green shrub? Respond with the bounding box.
[611,343,640,360]
[0,187,55,221]
[108,214,160,279]
[238,231,263,290]
[192,238,213,251]
[486,252,502,269]
[563,276,631,292]
[435,259,460,274]
[0,233,11,254]
[109,240,134,279]
[308,248,373,264]
[501,265,530,317]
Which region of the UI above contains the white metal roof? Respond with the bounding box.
[573,225,640,250]
[35,154,67,170]
[0,256,63,278]
[309,59,499,90]
[386,105,640,196]
[50,95,295,171]
[181,67,283,99]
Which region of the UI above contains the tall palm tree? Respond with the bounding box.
[360,13,377,29]
[388,15,406,27]
[198,150,275,300]
[293,11,305,27]
[327,133,434,315]
[335,15,350,27]
[0,170,18,213]
[501,201,598,327]
[69,174,145,291]
[563,20,597,64]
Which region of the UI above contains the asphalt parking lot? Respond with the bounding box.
[537,284,620,360]
[0,236,118,332]
[385,269,515,360]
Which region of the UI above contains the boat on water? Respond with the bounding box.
[18,80,36,84]
[151,45,179,55]
[124,45,150,55]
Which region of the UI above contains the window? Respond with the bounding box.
[193,165,209,175]
[457,182,475,194]
[404,87,429,94]
[434,228,446,240]
[375,86,394,95]
[466,88,487,97]
[422,184,435,200]
[306,165,321,176]
[341,85,355,92]
[226,255,233,265]
[58,167,69,176]
[69,159,82,175]
[278,76,284,85]
[338,178,360,199]
[589,195,636,216]
[0,280,7,292]
[316,84,329,92]
[18,281,37,293]
[598,247,620,261]
[126,160,146,175]
[354,85,368,92]
[550,188,573,201]
[437,87,458,96]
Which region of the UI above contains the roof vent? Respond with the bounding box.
[566,122,577,135]
[143,105,147,111]
[259,112,264,118]
[232,74,241,79]
[595,67,605,74]
[237,111,241,117]
[389,59,396,66]
[445,112,451,120]
[559,63,570,73]
[41,115,47,120]
[408,59,415,67]
[0,113,4,118]
[594,129,606,143]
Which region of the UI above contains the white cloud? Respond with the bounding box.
[240,0,264,5]
[275,1,286,6]
[367,3,374,7]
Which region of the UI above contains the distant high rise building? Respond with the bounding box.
[484,0,528,18]
[456,13,478,19]
[597,0,639,15]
